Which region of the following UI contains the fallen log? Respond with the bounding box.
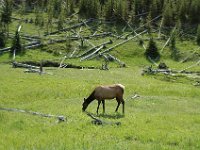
[0,47,11,53]
[181,47,200,63]
[0,41,41,53]
[142,65,200,78]
[158,17,164,38]
[180,60,200,73]
[12,61,40,69]
[24,68,42,74]
[44,18,95,36]
[106,54,126,67]
[77,40,112,58]
[15,60,98,69]
[80,45,105,61]
[0,107,66,123]
[161,27,176,53]
[99,30,147,55]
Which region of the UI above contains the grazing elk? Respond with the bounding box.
[82,84,125,114]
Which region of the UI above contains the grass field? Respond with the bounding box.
[0,13,200,149]
[0,56,200,149]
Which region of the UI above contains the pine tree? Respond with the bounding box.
[170,29,179,60]
[79,0,99,18]
[197,25,200,46]
[10,27,23,57]
[189,0,200,24]
[53,0,62,18]
[163,2,174,27]
[46,0,54,33]
[1,0,13,32]
[0,31,6,48]
[105,0,114,20]
[115,0,124,23]
[57,6,65,30]
[145,38,160,61]
[99,0,106,18]
[34,11,44,27]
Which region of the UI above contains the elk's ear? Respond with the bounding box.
[84,98,86,102]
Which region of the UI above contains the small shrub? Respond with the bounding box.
[145,38,160,61]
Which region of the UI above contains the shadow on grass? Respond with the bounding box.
[98,113,125,119]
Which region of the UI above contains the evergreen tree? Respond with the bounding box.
[115,0,124,23]
[69,0,75,15]
[46,0,54,33]
[145,38,160,61]
[53,0,62,18]
[197,25,200,46]
[34,11,44,27]
[10,26,23,57]
[1,0,13,32]
[57,5,65,30]
[0,31,6,48]
[189,0,200,24]
[128,0,136,26]
[99,0,106,17]
[163,2,174,27]
[105,0,114,20]
[79,0,99,18]
[170,29,179,60]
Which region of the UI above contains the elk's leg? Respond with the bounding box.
[122,99,125,114]
[115,100,121,112]
[102,100,105,114]
[96,100,101,115]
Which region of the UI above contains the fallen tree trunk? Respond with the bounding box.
[80,45,105,61]
[99,30,147,55]
[14,60,98,69]
[161,27,176,53]
[181,47,200,63]
[0,107,66,123]
[12,61,40,69]
[106,54,126,67]
[0,41,41,53]
[77,40,112,58]
[44,18,95,36]
[180,60,200,73]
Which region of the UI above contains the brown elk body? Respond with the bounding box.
[82,84,125,114]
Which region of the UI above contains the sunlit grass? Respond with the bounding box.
[0,62,200,149]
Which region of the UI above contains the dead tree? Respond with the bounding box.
[44,19,95,36]
[106,54,126,67]
[80,45,105,61]
[180,60,200,73]
[161,27,176,53]
[181,47,200,63]
[12,61,40,69]
[0,107,66,123]
[99,30,147,55]
[77,40,112,58]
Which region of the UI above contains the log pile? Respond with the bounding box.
[142,64,200,86]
